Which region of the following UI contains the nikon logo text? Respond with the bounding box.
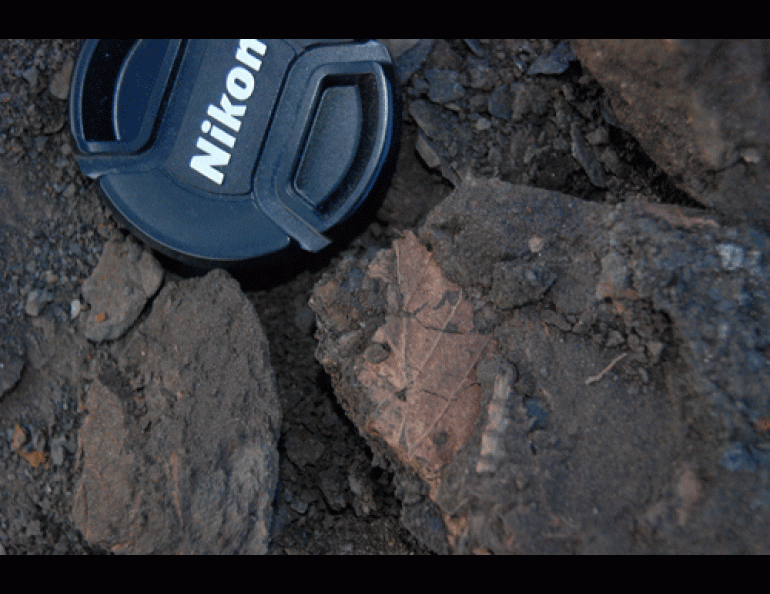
[189,39,267,185]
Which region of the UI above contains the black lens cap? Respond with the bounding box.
[69,39,398,268]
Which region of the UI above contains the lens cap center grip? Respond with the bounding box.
[69,39,398,268]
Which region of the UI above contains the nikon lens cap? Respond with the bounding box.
[69,39,397,268]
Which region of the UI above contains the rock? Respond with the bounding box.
[0,355,25,399]
[22,66,37,87]
[34,135,48,153]
[570,122,608,188]
[509,83,550,123]
[408,99,447,140]
[71,269,281,554]
[425,69,465,104]
[527,40,577,75]
[292,294,315,335]
[389,39,434,85]
[598,203,770,449]
[401,499,451,555]
[487,85,511,120]
[24,289,52,317]
[406,101,463,186]
[425,39,463,71]
[378,39,421,60]
[354,231,492,487]
[347,460,378,517]
[415,131,441,169]
[571,39,770,229]
[719,443,759,473]
[81,236,163,342]
[420,180,602,315]
[466,63,499,91]
[48,58,74,100]
[311,177,770,553]
[50,434,67,466]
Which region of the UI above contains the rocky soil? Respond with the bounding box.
[2,39,769,554]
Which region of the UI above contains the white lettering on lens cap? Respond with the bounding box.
[190,39,266,185]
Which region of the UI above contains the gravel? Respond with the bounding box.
[1,39,112,387]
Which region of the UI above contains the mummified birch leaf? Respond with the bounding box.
[359,231,490,483]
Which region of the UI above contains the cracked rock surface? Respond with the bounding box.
[312,178,770,554]
[72,269,280,554]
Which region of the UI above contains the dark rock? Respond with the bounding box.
[348,461,378,517]
[527,40,576,75]
[491,261,557,308]
[509,83,550,123]
[22,66,38,87]
[408,99,447,140]
[463,39,485,59]
[401,500,451,554]
[466,63,499,91]
[81,236,163,342]
[415,131,442,169]
[0,355,25,399]
[487,85,511,120]
[600,204,770,447]
[570,122,608,187]
[426,39,463,71]
[311,177,770,554]
[420,179,602,310]
[48,58,74,101]
[425,69,465,104]
[391,39,435,85]
[72,269,280,554]
[571,39,770,229]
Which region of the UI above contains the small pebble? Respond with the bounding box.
[717,243,744,271]
[719,443,758,473]
[25,290,52,317]
[70,299,82,320]
[474,117,491,131]
[740,147,762,164]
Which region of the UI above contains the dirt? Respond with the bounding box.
[2,39,768,554]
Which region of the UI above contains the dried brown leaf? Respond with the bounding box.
[359,231,490,483]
